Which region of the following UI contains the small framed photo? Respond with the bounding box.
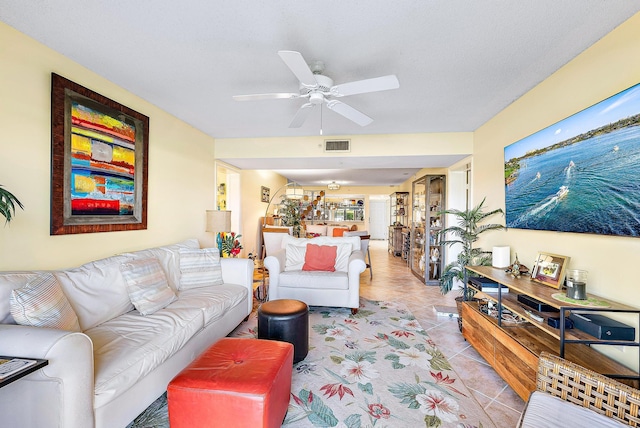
[261,186,270,203]
[531,252,570,289]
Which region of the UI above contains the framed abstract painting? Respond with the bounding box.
[51,73,149,235]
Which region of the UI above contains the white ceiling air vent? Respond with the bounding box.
[324,139,350,153]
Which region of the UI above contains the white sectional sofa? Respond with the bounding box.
[265,235,365,312]
[0,239,253,428]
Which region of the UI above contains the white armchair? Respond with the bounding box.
[264,235,366,313]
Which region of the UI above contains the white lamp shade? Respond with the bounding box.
[285,187,304,199]
[205,210,231,234]
[492,246,511,268]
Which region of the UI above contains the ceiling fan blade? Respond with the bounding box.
[326,100,373,126]
[289,103,315,128]
[278,51,317,88]
[330,75,399,97]
[233,93,300,101]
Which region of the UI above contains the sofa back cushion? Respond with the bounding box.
[281,235,360,253]
[333,243,353,272]
[10,273,81,332]
[1,239,201,330]
[178,248,223,289]
[122,239,200,292]
[285,242,307,271]
[55,254,136,331]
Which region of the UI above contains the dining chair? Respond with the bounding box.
[262,227,292,259]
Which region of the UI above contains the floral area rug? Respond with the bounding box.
[128,298,495,428]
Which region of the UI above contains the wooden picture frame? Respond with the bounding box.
[261,186,270,203]
[531,252,570,289]
[51,73,149,235]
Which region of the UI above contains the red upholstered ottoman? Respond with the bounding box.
[167,338,294,428]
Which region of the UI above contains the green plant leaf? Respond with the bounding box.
[388,382,426,408]
[308,395,339,427]
[358,382,373,395]
[346,350,377,364]
[344,414,362,428]
[0,185,24,224]
[424,414,443,427]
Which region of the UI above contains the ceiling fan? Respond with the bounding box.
[233,51,399,128]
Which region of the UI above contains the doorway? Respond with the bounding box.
[368,196,389,240]
[215,162,241,233]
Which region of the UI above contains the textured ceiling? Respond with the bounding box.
[2,1,638,185]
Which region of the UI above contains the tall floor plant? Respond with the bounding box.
[0,185,23,225]
[438,198,504,296]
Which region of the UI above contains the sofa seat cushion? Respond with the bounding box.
[87,305,204,408]
[279,271,349,290]
[171,284,248,325]
[519,391,626,428]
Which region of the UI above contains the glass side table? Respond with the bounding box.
[253,259,269,302]
[0,356,48,389]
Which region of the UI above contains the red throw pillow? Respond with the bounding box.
[332,228,349,237]
[302,244,337,272]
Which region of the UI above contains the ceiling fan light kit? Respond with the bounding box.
[233,50,399,129]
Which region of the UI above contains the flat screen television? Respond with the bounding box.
[504,82,640,237]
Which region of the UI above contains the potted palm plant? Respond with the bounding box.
[0,185,23,225]
[438,198,504,328]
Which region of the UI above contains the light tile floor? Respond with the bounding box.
[359,240,525,427]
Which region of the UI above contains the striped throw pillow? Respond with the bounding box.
[120,258,177,315]
[178,248,223,289]
[10,273,81,331]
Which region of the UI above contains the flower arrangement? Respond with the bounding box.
[217,232,243,257]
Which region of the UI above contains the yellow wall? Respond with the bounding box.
[474,13,640,368]
[238,170,287,258]
[0,22,217,270]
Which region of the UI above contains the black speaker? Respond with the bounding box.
[517,294,559,313]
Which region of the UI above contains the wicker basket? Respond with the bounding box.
[535,352,640,426]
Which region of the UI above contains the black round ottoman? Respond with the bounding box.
[258,299,309,363]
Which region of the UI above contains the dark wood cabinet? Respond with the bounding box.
[410,175,445,285]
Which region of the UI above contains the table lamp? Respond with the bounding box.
[206,210,231,253]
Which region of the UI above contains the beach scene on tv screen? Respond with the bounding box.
[504,82,640,237]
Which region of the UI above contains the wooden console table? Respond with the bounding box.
[461,266,639,400]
